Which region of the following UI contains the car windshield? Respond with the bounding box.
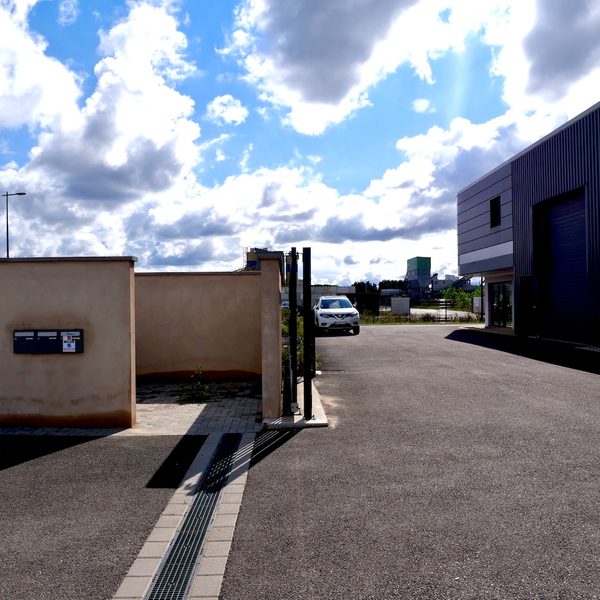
[321,298,352,309]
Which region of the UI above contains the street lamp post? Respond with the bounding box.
[4,191,26,259]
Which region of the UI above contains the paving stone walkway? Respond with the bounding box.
[0,379,263,437]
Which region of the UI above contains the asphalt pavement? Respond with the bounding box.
[0,434,206,600]
[221,324,600,599]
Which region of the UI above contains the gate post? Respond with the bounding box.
[260,257,282,420]
[302,247,313,420]
[289,248,299,413]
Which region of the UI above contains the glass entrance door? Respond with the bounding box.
[490,282,512,327]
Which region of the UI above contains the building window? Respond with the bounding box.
[490,196,501,228]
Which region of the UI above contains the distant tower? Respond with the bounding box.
[405,256,431,298]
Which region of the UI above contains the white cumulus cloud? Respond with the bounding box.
[0,0,81,130]
[206,94,249,126]
[412,98,434,113]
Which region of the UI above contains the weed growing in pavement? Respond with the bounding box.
[177,367,212,403]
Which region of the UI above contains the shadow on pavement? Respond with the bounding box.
[225,429,301,485]
[0,435,100,472]
[447,328,600,375]
[250,429,301,468]
[146,434,208,488]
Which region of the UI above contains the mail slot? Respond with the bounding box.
[13,329,84,354]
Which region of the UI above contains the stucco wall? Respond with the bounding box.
[260,259,282,419]
[0,258,136,427]
[135,272,263,377]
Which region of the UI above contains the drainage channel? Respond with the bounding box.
[144,433,242,600]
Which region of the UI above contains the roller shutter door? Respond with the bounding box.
[539,193,587,343]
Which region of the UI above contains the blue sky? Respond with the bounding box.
[1,0,599,282]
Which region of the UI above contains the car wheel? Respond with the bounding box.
[352,326,360,335]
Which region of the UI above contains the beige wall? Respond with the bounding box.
[0,258,136,427]
[136,264,283,419]
[260,258,282,419]
[136,272,263,377]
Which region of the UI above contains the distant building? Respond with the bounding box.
[405,256,431,298]
[431,274,459,294]
[245,247,285,275]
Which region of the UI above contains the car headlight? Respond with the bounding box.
[319,313,334,319]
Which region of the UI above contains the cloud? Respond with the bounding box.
[523,0,600,99]
[24,2,200,204]
[137,239,219,267]
[239,143,253,171]
[317,211,455,243]
[125,208,237,241]
[206,94,249,125]
[58,0,79,26]
[343,255,358,265]
[243,0,415,105]
[259,181,281,207]
[0,1,81,130]
[412,98,434,113]
[223,0,512,134]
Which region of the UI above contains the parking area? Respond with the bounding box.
[3,326,600,599]
[221,324,600,599]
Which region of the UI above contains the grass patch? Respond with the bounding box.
[361,313,480,325]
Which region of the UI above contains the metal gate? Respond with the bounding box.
[282,247,315,420]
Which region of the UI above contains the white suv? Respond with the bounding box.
[313,295,360,335]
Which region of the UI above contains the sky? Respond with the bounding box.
[1,0,599,283]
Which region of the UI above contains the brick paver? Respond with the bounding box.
[0,381,262,437]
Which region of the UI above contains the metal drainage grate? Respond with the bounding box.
[145,433,242,600]
[320,369,348,375]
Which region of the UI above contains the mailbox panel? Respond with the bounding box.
[13,329,84,354]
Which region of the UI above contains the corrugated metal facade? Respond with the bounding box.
[457,162,513,276]
[512,106,600,343]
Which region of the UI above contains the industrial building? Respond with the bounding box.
[457,101,600,345]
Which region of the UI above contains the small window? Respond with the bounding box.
[490,195,501,228]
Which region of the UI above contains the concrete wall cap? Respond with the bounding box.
[0,256,137,263]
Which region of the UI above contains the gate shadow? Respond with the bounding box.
[225,429,300,484]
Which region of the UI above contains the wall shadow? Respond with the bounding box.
[146,434,208,488]
[446,329,600,375]
[0,435,101,472]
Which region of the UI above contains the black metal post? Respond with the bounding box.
[5,192,8,259]
[289,248,298,413]
[302,247,313,420]
[4,191,26,259]
[479,276,484,323]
